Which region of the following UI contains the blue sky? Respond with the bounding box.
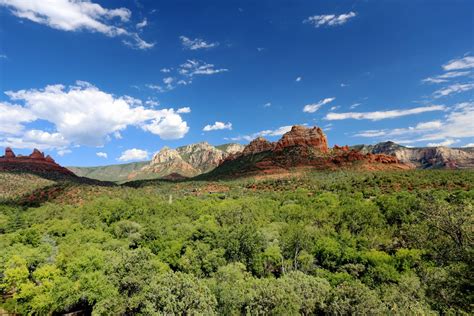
[0,0,473,166]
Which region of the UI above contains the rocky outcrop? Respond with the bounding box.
[220,143,245,155]
[5,147,15,158]
[274,126,329,153]
[355,141,474,169]
[137,147,198,179]
[0,148,76,177]
[69,142,245,182]
[242,137,275,155]
[176,142,226,173]
[121,142,245,181]
[203,126,410,179]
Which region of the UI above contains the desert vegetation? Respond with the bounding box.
[0,170,473,314]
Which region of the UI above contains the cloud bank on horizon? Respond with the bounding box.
[0,0,473,165]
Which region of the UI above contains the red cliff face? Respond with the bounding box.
[29,149,45,159]
[274,126,329,153]
[212,125,411,177]
[5,147,15,158]
[0,148,75,176]
[242,137,275,155]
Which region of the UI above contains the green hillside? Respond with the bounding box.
[68,161,149,182]
[0,170,472,314]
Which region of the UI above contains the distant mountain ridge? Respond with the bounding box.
[69,142,244,182]
[68,138,474,182]
[201,126,410,179]
[353,141,474,169]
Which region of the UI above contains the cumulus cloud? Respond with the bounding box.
[463,143,474,148]
[296,77,302,82]
[325,105,445,121]
[303,97,335,113]
[180,36,218,50]
[0,130,69,150]
[203,121,232,131]
[118,148,149,162]
[304,12,356,27]
[264,102,272,108]
[442,55,474,71]
[0,102,36,134]
[96,152,108,158]
[177,107,191,114]
[0,0,154,50]
[0,81,190,152]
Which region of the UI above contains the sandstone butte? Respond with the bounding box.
[0,147,75,176]
[218,125,410,175]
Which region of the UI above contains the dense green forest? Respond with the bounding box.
[0,170,473,315]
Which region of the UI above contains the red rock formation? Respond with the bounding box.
[29,148,45,159]
[5,147,15,158]
[45,155,55,163]
[0,148,75,177]
[333,145,350,152]
[242,137,275,155]
[274,125,329,153]
[210,125,412,178]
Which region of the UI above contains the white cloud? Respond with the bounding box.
[296,77,302,82]
[0,129,69,151]
[145,99,159,107]
[340,83,348,87]
[442,55,474,71]
[427,139,459,147]
[350,103,360,109]
[259,125,293,137]
[96,152,108,158]
[422,71,470,84]
[330,106,340,111]
[433,83,474,98]
[118,148,149,162]
[203,121,232,132]
[354,102,474,146]
[0,0,154,50]
[463,143,474,148]
[0,81,190,151]
[179,59,228,76]
[141,108,189,140]
[148,60,227,93]
[303,97,335,113]
[57,149,72,156]
[0,54,6,59]
[325,105,445,121]
[180,36,218,50]
[0,102,36,134]
[304,12,356,27]
[355,120,443,138]
[177,107,191,113]
[230,125,295,142]
[136,18,147,29]
[264,102,272,107]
